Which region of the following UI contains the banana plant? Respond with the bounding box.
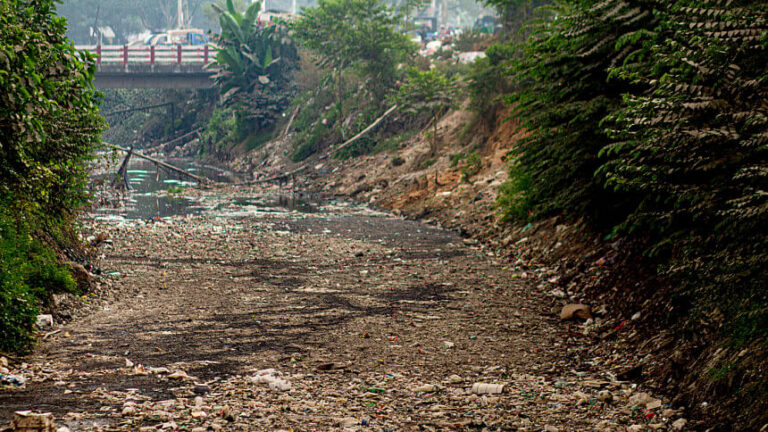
[210,0,299,130]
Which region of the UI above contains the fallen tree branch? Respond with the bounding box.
[112,148,133,190]
[281,106,300,139]
[329,104,398,157]
[141,128,203,154]
[104,143,210,184]
[248,105,398,185]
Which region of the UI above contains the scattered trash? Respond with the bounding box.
[4,187,691,431]
[36,314,54,329]
[471,383,505,395]
[646,399,663,410]
[0,374,26,387]
[629,392,654,407]
[193,384,210,395]
[560,304,592,320]
[550,289,566,299]
[597,390,613,403]
[12,411,55,432]
[250,369,291,391]
[167,370,194,381]
[220,405,236,422]
[413,384,439,393]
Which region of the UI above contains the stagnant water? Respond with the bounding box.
[91,157,322,221]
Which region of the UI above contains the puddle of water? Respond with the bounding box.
[91,157,322,221]
[215,196,319,214]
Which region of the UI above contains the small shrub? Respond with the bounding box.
[334,138,377,160]
[291,139,319,162]
[0,284,38,355]
[496,162,535,221]
[453,31,494,52]
[460,152,482,182]
[0,214,78,354]
[449,152,465,167]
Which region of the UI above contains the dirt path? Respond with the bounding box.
[1,191,683,431]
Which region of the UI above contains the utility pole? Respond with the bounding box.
[91,4,100,45]
[441,0,447,29]
[177,0,185,29]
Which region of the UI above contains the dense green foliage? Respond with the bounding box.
[391,67,457,154]
[481,2,768,425]
[0,0,104,353]
[0,215,79,354]
[287,0,416,161]
[600,2,768,342]
[0,0,104,229]
[293,0,413,102]
[500,0,654,221]
[493,0,768,357]
[466,41,516,116]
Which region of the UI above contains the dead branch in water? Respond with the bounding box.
[104,143,210,184]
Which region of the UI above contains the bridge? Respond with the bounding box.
[76,45,219,89]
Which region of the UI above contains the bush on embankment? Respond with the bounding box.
[0,0,104,354]
[0,213,81,354]
[477,0,767,428]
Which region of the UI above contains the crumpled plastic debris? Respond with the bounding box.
[250,368,291,391]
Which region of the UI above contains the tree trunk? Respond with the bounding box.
[337,69,345,140]
[431,113,438,156]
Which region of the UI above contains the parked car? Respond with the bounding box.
[145,29,209,46]
[146,32,169,46]
[167,29,209,46]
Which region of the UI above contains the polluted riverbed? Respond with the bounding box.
[1,158,685,431]
[3,179,684,432]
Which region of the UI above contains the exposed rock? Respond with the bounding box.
[560,304,592,320]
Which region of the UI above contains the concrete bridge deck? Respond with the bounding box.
[77,45,219,89]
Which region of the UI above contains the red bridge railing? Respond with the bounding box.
[76,45,218,66]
